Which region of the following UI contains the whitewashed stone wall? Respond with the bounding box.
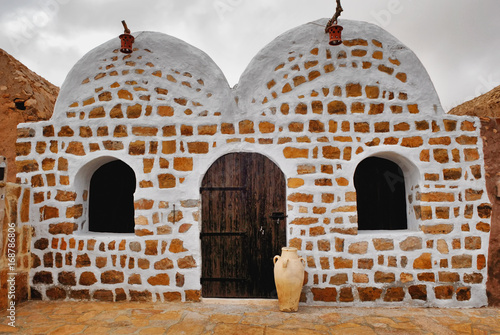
[16,19,491,306]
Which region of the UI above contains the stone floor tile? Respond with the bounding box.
[209,313,242,324]
[212,323,265,335]
[329,322,378,335]
[149,310,183,321]
[47,324,86,335]
[0,324,18,333]
[165,321,205,335]
[267,327,328,334]
[139,327,167,334]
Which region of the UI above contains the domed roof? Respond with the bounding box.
[53,31,234,122]
[235,19,443,115]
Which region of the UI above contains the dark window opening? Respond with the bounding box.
[89,160,136,233]
[354,157,407,230]
[14,99,26,110]
[0,167,4,182]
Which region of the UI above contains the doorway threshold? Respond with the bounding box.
[202,298,278,306]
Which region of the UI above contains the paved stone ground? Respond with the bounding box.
[0,300,499,334]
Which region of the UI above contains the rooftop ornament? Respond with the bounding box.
[119,20,134,54]
[325,0,343,46]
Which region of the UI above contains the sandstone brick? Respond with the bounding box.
[401,136,423,148]
[101,270,124,284]
[456,287,471,301]
[451,255,472,269]
[354,122,370,133]
[476,222,490,232]
[309,120,324,132]
[79,272,97,286]
[358,287,382,301]
[353,273,369,283]
[65,141,85,156]
[384,287,405,302]
[317,239,330,251]
[334,257,353,269]
[365,85,379,99]
[147,274,170,286]
[477,254,486,270]
[283,147,308,159]
[438,271,459,283]
[394,122,410,131]
[287,178,304,188]
[420,224,454,234]
[312,287,337,302]
[348,242,368,254]
[33,271,53,284]
[290,217,318,225]
[154,258,173,270]
[413,253,432,269]
[464,236,481,250]
[311,100,323,114]
[372,238,394,251]
[464,273,483,284]
[327,101,346,114]
[435,286,453,299]
[173,157,193,171]
[187,142,209,154]
[322,146,341,159]
[48,222,76,235]
[56,272,76,286]
[368,103,384,115]
[339,287,354,302]
[76,254,91,268]
[346,83,362,97]
[350,102,365,114]
[144,240,158,256]
[125,104,141,118]
[46,287,66,300]
[378,64,394,75]
[357,258,373,270]
[399,237,422,251]
[329,273,348,285]
[178,255,196,269]
[374,271,395,284]
[409,285,427,300]
[477,203,492,218]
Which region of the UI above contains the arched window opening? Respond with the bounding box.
[354,157,407,230]
[89,160,136,233]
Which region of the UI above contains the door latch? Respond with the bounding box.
[269,212,287,225]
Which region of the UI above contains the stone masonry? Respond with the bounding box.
[16,19,491,306]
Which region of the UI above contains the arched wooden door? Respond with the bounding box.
[201,152,287,298]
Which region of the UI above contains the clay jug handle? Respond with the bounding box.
[273,255,280,265]
[282,259,289,268]
[299,257,306,267]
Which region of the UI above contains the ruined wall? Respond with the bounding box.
[0,158,32,309]
[0,49,59,183]
[479,118,500,306]
[16,19,492,306]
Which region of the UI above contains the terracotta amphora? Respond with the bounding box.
[273,247,305,312]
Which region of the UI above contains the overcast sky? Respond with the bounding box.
[1,0,499,111]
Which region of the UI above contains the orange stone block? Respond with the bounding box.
[158,174,176,188]
[283,147,308,159]
[118,89,133,100]
[158,105,174,117]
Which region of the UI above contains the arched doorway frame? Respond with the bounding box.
[73,155,137,234]
[353,150,422,232]
[199,150,287,298]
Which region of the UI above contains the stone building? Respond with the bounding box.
[449,86,500,306]
[16,19,492,306]
[0,48,58,310]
